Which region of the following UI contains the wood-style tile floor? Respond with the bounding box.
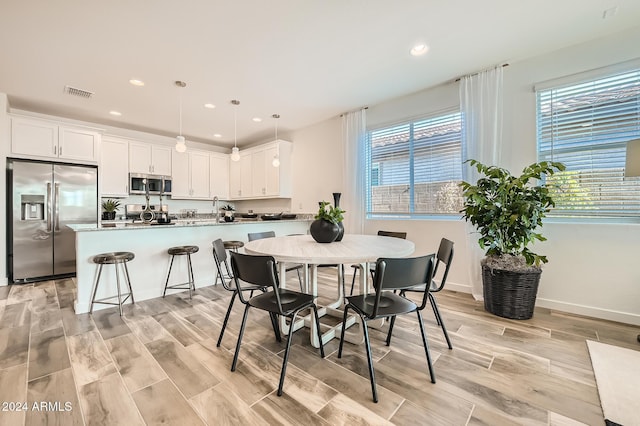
[0,271,638,425]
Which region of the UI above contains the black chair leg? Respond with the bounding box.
[337,305,350,358]
[269,312,282,343]
[295,268,304,292]
[385,315,396,346]
[277,308,303,396]
[429,293,452,349]
[311,305,325,358]
[231,304,251,372]
[217,291,237,347]
[360,315,378,403]
[429,291,441,325]
[416,310,436,383]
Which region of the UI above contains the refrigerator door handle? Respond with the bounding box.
[46,182,53,232]
[54,182,60,232]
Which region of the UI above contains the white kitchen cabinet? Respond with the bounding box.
[100,137,129,197]
[229,157,242,198]
[209,153,229,199]
[170,150,210,200]
[228,140,293,200]
[11,116,100,163]
[129,142,172,175]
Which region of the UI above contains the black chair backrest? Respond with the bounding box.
[368,255,434,318]
[432,238,454,292]
[248,231,276,241]
[377,230,407,239]
[230,252,292,312]
[212,238,227,262]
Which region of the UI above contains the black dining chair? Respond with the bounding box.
[338,254,436,403]
[349,230,407,295]
[386,238,454,350]
[248,231,305,292]
[212,239,281,347]
[229,251,325,396]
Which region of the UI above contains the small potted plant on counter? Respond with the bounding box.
[221,204,235,222]
[101,199,121,221]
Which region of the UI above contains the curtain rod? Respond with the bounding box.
[340,106,368,117]
[454,63,509,82]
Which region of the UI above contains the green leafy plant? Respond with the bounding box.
[101,199,121,213]
[221,204,235,211]
[460,159,565,267]
[315,200,345,224]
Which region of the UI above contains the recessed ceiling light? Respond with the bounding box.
[129,79,145,86]
[109,110,122,116]
[252,117,262,122]
[204,103,216,109]
[213,133,222,138]
[410,44,429,56]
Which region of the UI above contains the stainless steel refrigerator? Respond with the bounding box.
[7,159,98,283]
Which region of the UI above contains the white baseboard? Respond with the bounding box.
[536,297,640,326]
[446,281,472,294]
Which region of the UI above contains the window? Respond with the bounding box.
[536,68,640,218]
[366,111,463,217]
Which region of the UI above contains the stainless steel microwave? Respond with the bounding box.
[129,173,172,195]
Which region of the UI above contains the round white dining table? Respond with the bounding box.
[244,233,415,347]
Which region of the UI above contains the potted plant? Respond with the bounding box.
[221,204,235,222]
[460,159,565,320]
[310,201,346,243]
[101,199,121,221]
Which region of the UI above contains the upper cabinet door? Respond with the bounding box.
[100,137,129,197]
[189,152,210,199]
[240,153,253,198]
[229,157,242,198]
[151,145,172,176]
[59,126,99,162]
[11,117,58,158]
[170,150,190,198]
[210,154,229,199]
[129,142,152,174]
[264,143,280,196]
[251,148,266,196]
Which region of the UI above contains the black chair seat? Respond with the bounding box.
[249,289,316,315]
[348,292,417,317]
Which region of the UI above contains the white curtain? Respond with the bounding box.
[459,66,504,299]
[341,109,367,234]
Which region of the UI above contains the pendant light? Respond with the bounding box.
[272,114,281,167]
[175,81,187,153]
[230,99,241,161]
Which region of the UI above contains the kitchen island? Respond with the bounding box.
[68,218,312,314]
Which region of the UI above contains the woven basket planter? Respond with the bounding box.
[482,265,542,320]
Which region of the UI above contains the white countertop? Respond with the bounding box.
[68,218,312,232]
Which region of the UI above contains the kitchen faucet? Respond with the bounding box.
[213,196,219,223]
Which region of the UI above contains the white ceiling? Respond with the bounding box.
[1,1,640,148]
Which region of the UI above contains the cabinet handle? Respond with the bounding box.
[59,146,62,156]
[53,146,57,155]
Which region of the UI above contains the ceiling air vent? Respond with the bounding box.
[64,85,94,99]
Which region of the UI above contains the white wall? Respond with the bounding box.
[288,118,343,214]
[356,26,640,325]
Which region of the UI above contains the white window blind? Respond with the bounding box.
[366,111,463,216]
[537,68,640,217]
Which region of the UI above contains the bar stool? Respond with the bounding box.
[163,245,199,299]
[90,252,135,316]
[223,240,244,252]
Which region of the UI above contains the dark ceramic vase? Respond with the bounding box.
[102,211,116,220]
[310,219,339,243]
[335,222,344,242]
